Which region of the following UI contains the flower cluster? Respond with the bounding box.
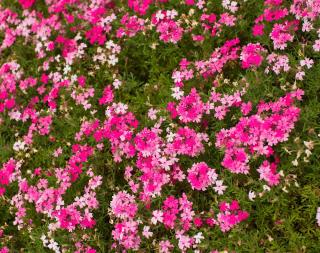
[217,200,249,232]
[0,159,17,196]
[152,10,184,44]
[187,162,220,191]
[0,0,318,252]
[240,43,266,69]
[216,90,303,176]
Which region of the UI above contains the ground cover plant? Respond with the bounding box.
[0,0,319,252]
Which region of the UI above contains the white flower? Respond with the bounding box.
[40,234,48,246]
[142,226,153,238]
[46,238,61,253]
[151,210,163,225]
[263,185,271,192]
[248,190,256,201]
[214,180,227,195]
[305,149,312,157]
[208,170,218,184]
[166,131,176,142]
[194,232,204,244]
[9,111,21,121]
[172,71,182,83]
[106,40,115,49]
[303,141,314,150]
[148,108,158,120]
[167,10,178,19]
[156,11,165,21]
[13,140,26,152]
[113,79,122,89]
[171,87,184,100]
[70,74,77,83]
[196,0,205,9]
[114,103,128,114]
[300,58,314,69]
[316,207,320,226]
[108,54,118,66]
[63,64,71,74]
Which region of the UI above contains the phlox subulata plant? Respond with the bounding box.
[0,0,319,252]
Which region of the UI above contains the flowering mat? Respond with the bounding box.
[0,0,320,252]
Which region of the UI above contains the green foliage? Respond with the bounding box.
[0,0,319,252]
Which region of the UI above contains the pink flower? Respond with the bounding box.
[134,128,161,156]
[241,102,252,115]
[185,0,195,5]
[159,240,174,253]
[54,207,82,231]
[219,13,237,26]
[0,247,9,253]
[313,39,320,52]
[167,101,178,118]
[240,43,266,69]
[216,92,302,178]
[0,159,17,195]
[85,26,106,45]
[170,127,205,157]
[252,24,265,36]
[53,147,63,157]
[18,0,35,9]
[162,196,179,229]
[217,200,249,232]
[193,217,203,227]
[99,85,114,105]
[257,160,280,186]
[117,14,145,38]
[176,88,204,123]
[270,21,298,50]
[110,191,138,219]
[156,20,184,44]
[112,220,141,250]
[192,34,205,41]
[187,162,217,191]
[128,0,153,15]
